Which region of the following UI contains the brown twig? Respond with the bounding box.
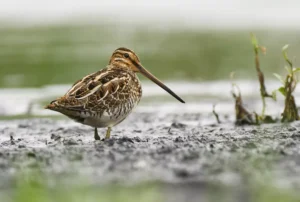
[212,104,221,124]
[231,84,254,125]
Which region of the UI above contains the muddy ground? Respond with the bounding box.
[1,111,300,201]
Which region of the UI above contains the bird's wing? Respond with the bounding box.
[50,66,137,113]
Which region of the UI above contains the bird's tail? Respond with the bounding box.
[44,100,58,110]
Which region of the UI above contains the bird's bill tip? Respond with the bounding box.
[180,99,186,104]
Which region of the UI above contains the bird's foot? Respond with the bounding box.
[94,128,101,140]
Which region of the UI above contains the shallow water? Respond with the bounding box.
[0,80,296,118]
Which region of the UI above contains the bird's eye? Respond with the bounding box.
[124,53,129,58]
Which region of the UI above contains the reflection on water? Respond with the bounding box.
[0,80,297,117]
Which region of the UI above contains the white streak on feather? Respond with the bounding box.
[66,81,83,95]
[66,73,95,95]
[98,90,109,102]
[94,72,110,81]
[76,84,103,100]
[112,85,119,95]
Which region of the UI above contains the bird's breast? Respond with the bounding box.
[83,98,140,128]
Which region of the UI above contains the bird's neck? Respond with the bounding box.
[109,60,135,72]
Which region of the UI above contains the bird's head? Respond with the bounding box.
[109,47,185,103]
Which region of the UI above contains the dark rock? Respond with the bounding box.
[174,136,184,143]
[51,133,61,141]
[63,139,79,146]
[288,127,297,132]
[174,168,191,178]
[27,152,36,158]
[18,124,29,128]
[117,137,134,144]
[171,122,187,129]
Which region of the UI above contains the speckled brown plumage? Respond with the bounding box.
[45,47,184,140]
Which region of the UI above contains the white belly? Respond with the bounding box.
[80,100,139,128]
[82,111,129,128]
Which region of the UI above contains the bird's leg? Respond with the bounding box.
[105,127,111,139]
[94,128,100,140]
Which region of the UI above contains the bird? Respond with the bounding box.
[45,47,185,140]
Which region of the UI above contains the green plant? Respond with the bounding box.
[273,45,299,122]
[250,33,273,119]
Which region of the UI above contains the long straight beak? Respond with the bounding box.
[137,64,185,103]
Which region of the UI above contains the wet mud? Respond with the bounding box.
[1,112,300,201]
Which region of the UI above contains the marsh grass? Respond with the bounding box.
[1,24,300,88]
[273,45,299,122]
[230,34,300,125]
[250,33,273,118]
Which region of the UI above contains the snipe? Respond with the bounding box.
[45,47,185,140]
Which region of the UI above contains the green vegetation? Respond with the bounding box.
[230,35,300,125]
[2,173,299,202]
[251,184,300,202]
[250,33,272,118]
[9,174,161,202]
[273,45,299,122]
[0,24,300,87]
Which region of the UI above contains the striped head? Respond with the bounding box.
[109,47,141,72]
[109,47,185,103]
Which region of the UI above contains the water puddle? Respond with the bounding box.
[0,80,298,117]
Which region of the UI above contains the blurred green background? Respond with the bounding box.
[1,24,300,88]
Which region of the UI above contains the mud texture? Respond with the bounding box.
[1,112,300,201]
